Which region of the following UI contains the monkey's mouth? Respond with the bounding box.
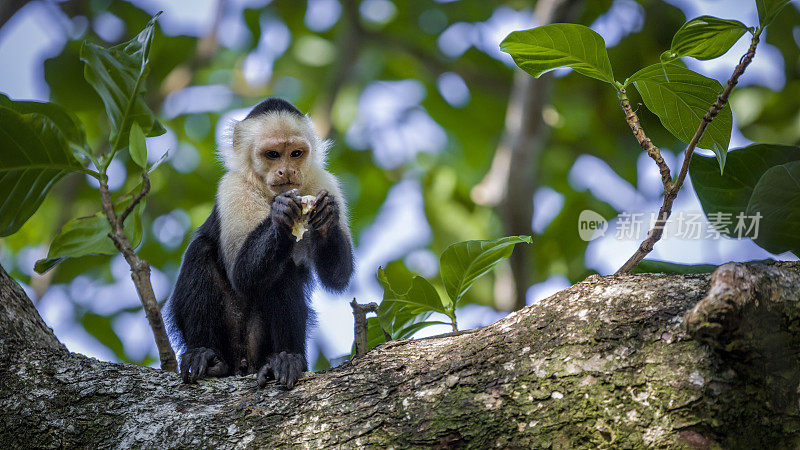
[271,182,297,192]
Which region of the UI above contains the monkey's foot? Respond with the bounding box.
[257,351,306,389]
[180,347,229,384]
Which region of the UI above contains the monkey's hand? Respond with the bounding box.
[308,190,339,237]
[180,347,229,384]
[257,351,306,389]
[269,189,303,234]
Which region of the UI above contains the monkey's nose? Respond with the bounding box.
[276,169,284,177]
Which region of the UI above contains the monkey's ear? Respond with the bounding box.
[232,121,245,153]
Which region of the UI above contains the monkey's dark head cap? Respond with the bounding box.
[245,97,304,120]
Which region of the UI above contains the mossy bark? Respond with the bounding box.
[1,262,799,448]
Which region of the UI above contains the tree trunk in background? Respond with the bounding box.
[2,261,800,447]
[472,0,581,311]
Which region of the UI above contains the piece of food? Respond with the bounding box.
[291,195,318,241]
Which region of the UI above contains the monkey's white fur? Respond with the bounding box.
[216,111,349,276]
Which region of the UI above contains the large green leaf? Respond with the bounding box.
[500,24,616,85]
[34,201,144,274]
[439,235,532,307]
[663,16,748,61]
[691,144,800,237]
[80,13,165,152]
[0,92,88,156]
[0,108,84,236]
[744,160,800,255]
[377,264,448,338]
[756,0,791,27]
[629,63,732,171]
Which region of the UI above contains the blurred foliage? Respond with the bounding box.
[1,0,798,366]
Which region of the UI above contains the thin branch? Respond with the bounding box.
[616,33,761,274]
[119,171,150,224]
[99,177,177,371]
[619,91,672,190]
[351,299,379,358]
[671,34,760,197]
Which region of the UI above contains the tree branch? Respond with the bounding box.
[618,91,672,190]
[98,177,177,372]
[119,171,150,225]
[2,261,800,447]
[616,33,761,274]
[350,299,378,358]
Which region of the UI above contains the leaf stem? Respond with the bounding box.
[450,311,458,333]
[616,32,761,274]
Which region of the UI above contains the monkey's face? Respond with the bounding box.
[251,137,310,194]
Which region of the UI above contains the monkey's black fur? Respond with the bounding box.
[245,97,303,120]
[167,100,354,389]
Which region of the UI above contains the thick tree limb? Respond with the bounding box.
[2,262,799,447]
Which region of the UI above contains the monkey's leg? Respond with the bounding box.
[257,287,308,389]
[171,231,236,384]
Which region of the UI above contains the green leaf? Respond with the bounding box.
[629,63,732,171]
[633,260,717,274]
[0,92,88,156]
[691,143,800,237]
[665,16,748,61]
[129,122,147,168]
[34,201,144,274]
[312,352,330,372]
[744,160,800,255]
[0,107,83,236]
[80,13,165,152]
[756,0,791,27]
[440,235,532,307]
[377,264,447,338]
[500,24,616,85]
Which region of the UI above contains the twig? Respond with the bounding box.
[99,177,177,372]
[350,299,378,358]
[619,89,672,190]
[616,33,761,274]
[119,172,150,224]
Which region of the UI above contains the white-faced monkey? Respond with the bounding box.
[167,98,354,388]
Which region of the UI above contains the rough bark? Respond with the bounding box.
[1,261,799,448]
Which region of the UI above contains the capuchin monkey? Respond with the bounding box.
[167,98,354,389]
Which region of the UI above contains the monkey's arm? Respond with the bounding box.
[229,192,301,295]
[170,233,231,382]
[309,191,355,292]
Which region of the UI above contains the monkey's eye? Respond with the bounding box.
[290,149,303,158]
[265,150,280,159]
